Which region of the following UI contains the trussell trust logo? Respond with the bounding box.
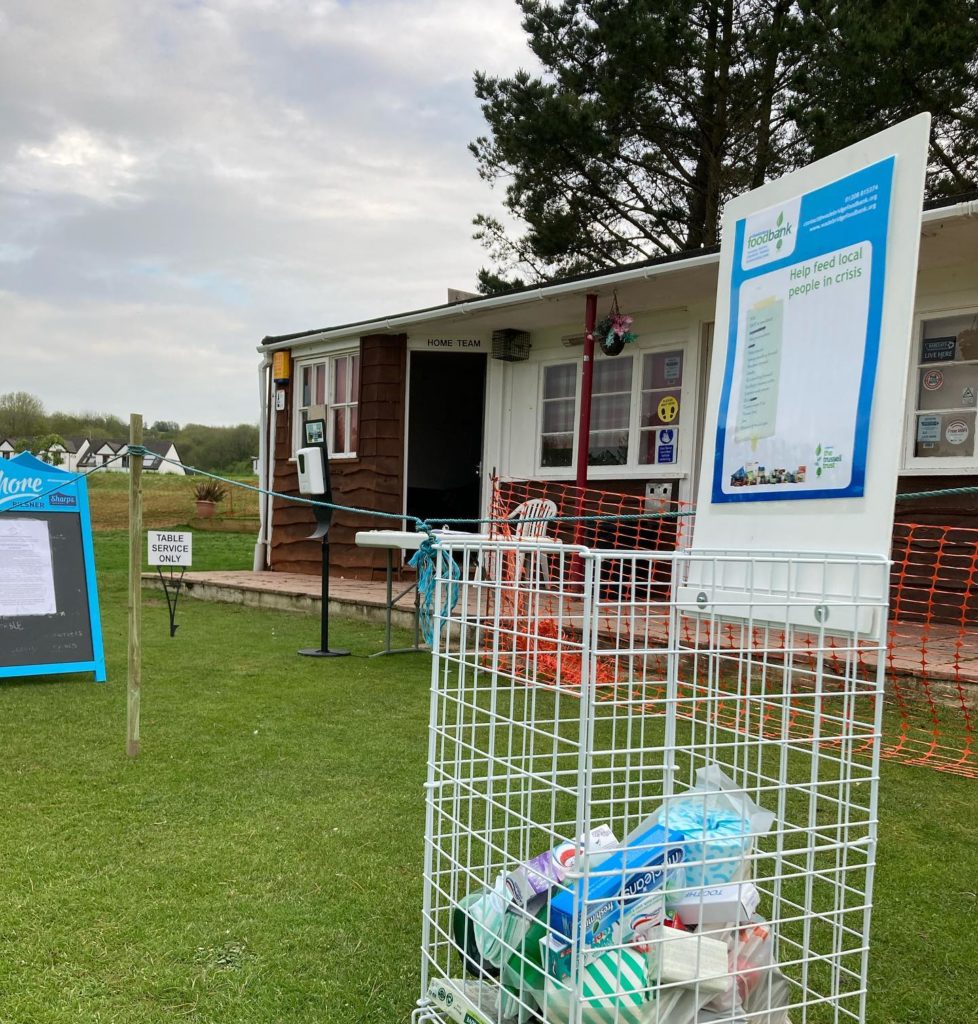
[0,467,45,507]
[741,196,801,270]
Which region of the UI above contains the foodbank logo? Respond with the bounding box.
[742,198,800,268]
[747,210,793,252]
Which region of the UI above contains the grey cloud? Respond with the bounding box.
[0,0,532,424]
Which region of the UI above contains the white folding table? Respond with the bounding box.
[354,529,427,656]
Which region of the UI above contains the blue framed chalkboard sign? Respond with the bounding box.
[0,452,106,682]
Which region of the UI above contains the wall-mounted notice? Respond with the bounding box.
[687,115,931,637]
[0,519,56,616]
[713,157,893,503]
[409,335,486,352]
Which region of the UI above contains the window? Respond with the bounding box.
[538,347,686,470]
[639,349,683,465]
[541,363,577,467]
[296,351,360,457]
[908,313,978,465]
[589,358,633,465]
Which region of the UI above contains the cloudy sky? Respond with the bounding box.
[0,0,531,426]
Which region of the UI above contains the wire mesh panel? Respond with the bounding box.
[414,539,887,1024]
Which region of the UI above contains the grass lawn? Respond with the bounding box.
[1,531,975,1023]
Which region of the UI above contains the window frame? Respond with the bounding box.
[292,347,361,460]
[539,360,580,470]
[534,337,691,477]
[902,306,978,474]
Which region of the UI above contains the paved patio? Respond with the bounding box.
[143,569,421,630]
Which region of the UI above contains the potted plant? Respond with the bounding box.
[594,291,638,356]
[193,479,227,518]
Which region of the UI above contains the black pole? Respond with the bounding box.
[299,535,349,658]
[321,538,330,652]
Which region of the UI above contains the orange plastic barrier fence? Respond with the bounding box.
[490,477,694,552]
[489,478,977,779]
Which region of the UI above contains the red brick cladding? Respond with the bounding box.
[269,334,407,578]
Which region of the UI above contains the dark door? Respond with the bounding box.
[407,352,487,528]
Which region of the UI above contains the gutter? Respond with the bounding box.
[255,251,721,353]
[921,196,978,223]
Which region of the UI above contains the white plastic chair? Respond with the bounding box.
[507,497,557,583]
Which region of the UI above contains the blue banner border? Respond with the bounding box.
[0,452,106,682]
[712,157,896,504]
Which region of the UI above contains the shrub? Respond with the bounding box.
[192,479,227,503]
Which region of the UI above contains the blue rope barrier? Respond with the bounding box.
[10,442,978,649]
[408,538,461,646]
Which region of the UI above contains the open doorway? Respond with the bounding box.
[406,352,487,528]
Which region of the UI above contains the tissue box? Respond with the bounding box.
[675,882,760,927]
[543,947,651,1024]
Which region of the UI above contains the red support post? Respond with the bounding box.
[573,293,599,550]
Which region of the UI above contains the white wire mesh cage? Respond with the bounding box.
[413,538,887,1024]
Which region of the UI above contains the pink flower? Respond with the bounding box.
[610,312,634,336]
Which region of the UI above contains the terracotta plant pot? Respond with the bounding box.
[196,499,216,519]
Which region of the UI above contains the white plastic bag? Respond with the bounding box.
[703,916,790,1024]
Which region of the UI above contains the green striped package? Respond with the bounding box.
[543,947,654,1024]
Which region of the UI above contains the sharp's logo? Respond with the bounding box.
[0,469,45,507]
[49,491,77,507]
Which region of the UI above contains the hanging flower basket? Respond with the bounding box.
[594,293,637,356]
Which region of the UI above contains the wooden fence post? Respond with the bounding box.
[127,414,143,758]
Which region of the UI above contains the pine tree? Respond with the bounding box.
[471,0,978,291]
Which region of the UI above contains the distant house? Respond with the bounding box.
[140,440,186,475]
[77,439,186,474]
[36,436,86,472]
[79,440,125,471]
[0,438,15,460]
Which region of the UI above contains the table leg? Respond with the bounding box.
[384,548,393,653]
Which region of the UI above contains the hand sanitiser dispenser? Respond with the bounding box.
[295,419,349,659]
[297,446,326,496]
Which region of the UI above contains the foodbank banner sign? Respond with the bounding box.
[712,157,893,503]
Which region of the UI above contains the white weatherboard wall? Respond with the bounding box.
[685,114,931,640]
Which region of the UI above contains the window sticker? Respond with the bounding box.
[946,419,970,445]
